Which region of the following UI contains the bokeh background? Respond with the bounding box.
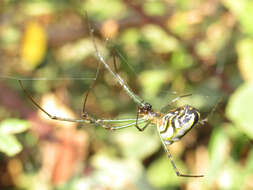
[1,0,253,189]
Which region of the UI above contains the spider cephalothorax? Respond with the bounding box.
[138,102,152,114]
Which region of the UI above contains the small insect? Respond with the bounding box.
[18,14,209,178]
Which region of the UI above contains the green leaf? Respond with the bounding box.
[208,126,229,182]
[236,38,253,81]
[0,119,30,135]
[0,134,22,156]
[222,0,253,35]
[170,50,194,70]
[245,149,253,174]
[142,25,179,53]
[143,1,166,16]
[112,128,160,160]
[146,155,181,188]
[139,70,169,98]
[226,82,253,139]
[83,0,125,20]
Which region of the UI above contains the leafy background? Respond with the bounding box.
[0,0,253,189]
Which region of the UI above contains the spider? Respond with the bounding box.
[18,15,210,178]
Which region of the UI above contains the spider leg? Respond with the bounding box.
[18,80,97,124]
[139,121,151,131]
[168,93,192,107]
[198,97,223,126]
[82,49,102,117]
[99,118,143,123]
[135,108,142,131]
[157,126,204,178]
[82,80,96,118]
[161,93,192,112]
[135,108,151,131]
[19,79,147,130]
[85,12,145,107]
[112,51,119,74]
[108,119,148,130]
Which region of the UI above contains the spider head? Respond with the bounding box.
[138,102,152,114]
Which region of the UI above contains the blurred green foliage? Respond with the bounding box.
[1,0,253,190]
[0,119,30,156]
[226,82,253,139]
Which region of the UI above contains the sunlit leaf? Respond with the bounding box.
[0,26,20,44]
[39,93,77,128]
[0,119,30,135]
[139,69,169,98]
[21,21,47,70]
[17,173,48,190]
[168,11,192,36]
[208,126,230,182]
[245,149,253,175]
[142,25,179,53]
[170,50,194,70]
[83,0,125,20]
[147,155,181,188]
[0,134,22,156]
[222,0,253,35]
[226,82,253,139]
[90,153,148,189]
[236,38,253,81]
[143,1,166,16]
[55,39,97,63]
[216,161,242,190]
[112,128,160,160]
[121,28,142,47]
[24,2,54,15]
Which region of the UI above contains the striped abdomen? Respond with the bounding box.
[158,105,200,145]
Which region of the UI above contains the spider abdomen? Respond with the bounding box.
[158,105,200,145]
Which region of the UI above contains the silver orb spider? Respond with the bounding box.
[18,15,210,178]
